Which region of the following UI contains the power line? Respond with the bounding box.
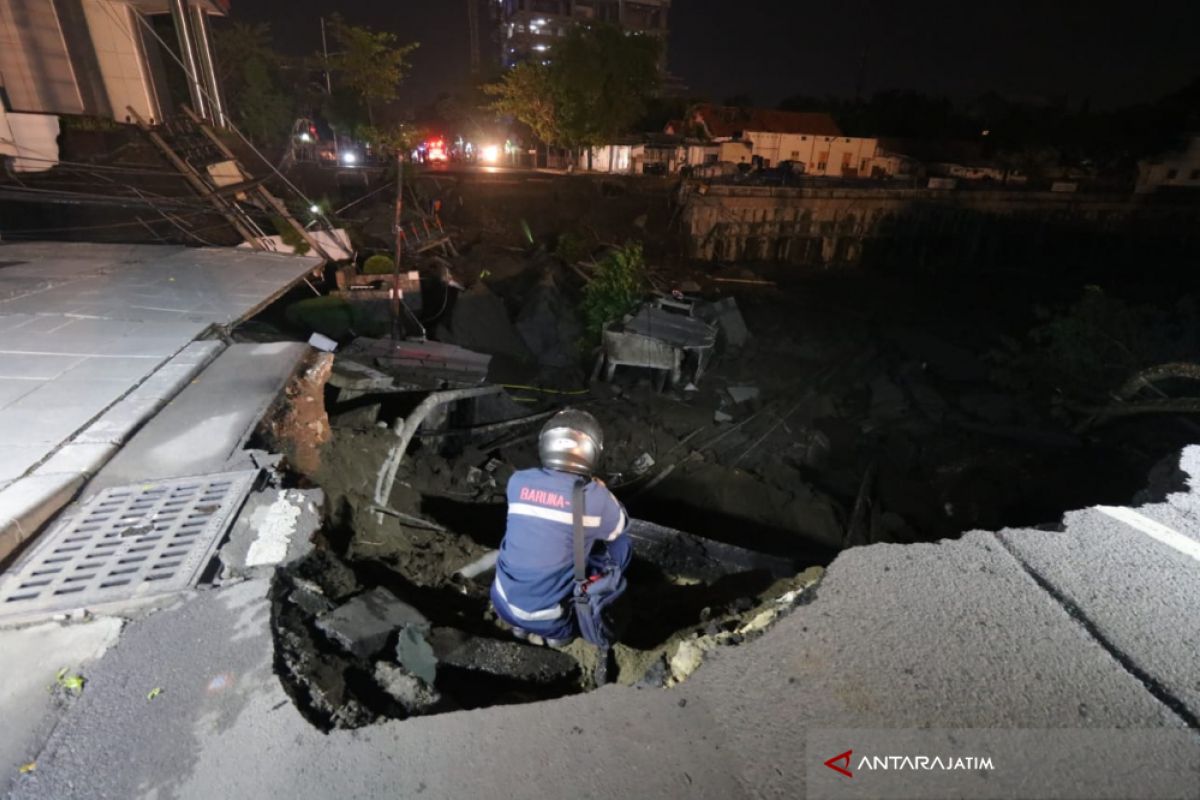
[96,0,337,235]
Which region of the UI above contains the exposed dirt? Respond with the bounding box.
[249,173,1198,730]
[259,352,334,477]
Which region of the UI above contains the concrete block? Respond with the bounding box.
[432,630,579,684]
[218,489,324,579]
[315,587,428,659]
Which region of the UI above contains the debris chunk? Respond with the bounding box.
[697,298,750,349]
[395,626,438,685]
[316,587,429,659]
[727,385,760,405]
[433,631,579,685]
[373,663,440,714]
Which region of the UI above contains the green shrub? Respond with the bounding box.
[362,254,395,275]
[580,242,646,342]
[554,230,591,264]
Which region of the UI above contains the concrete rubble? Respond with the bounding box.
[373,663,441,713]
[696,297,750,349]
[315,587,430,660]
[219,488,325,580]
[431,629,580,685]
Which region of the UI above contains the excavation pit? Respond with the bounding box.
[269,501,823,731]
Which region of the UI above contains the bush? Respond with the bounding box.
[580,242,646,342]
[362,254,396,275]
[554,230,591,264]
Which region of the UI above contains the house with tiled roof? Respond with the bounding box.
[669,104,888,177]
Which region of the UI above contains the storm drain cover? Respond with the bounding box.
[0,471,259,623]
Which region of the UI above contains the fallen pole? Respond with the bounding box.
[374,385,505,520]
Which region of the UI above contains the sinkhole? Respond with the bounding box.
[269,494,823,731]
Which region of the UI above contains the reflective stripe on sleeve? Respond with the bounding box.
[493,577,565,622]
[606,508,627,541]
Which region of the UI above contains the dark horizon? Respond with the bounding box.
[236,0,1200,113]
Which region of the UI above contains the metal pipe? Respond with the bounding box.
[188,5,225,127]
[455,550,499,581]
[373,385,505,518]
[168,0,206,119]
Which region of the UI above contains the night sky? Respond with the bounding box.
[238,0,1200,111]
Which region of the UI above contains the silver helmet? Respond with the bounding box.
[538,409,604,476]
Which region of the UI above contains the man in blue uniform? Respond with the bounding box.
[490,409,632,650]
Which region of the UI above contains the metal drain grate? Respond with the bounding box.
[0,471,258,623]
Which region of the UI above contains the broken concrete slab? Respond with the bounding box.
[316,587,429,659]
[373,662,440,714]
[697,297,750,349]
[727,385,760,405]
[218,488,325,579]
[625,519,797,582]
[288,584,333,617]
[432,631,579,685]
[327,359,399,399]
[341,338,493,389]
[395,626,438,685]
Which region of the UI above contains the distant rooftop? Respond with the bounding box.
[683,105,843,139]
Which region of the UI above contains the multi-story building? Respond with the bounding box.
[497,0,670,68]
[0,0,227,171]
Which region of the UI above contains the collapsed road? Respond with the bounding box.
[1,229,1198,797]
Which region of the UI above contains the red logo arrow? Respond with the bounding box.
[824,749,853,778]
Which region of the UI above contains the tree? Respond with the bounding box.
[485,61,562,145]
[553,24,661,152]
[485,23,661,156]
[213,22,293,147]
[325,14,419,125]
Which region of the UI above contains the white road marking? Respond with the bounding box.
[1097,506,1200,565]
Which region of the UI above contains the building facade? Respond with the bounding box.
[1137,136,1200,194]
[498,0,670,67]
[674,105,885,177]
[0,0,226,124]
[0,0,226,171]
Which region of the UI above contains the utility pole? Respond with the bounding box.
[467,0,481,76]
[392,152,404,341]
[320,17,333,95]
